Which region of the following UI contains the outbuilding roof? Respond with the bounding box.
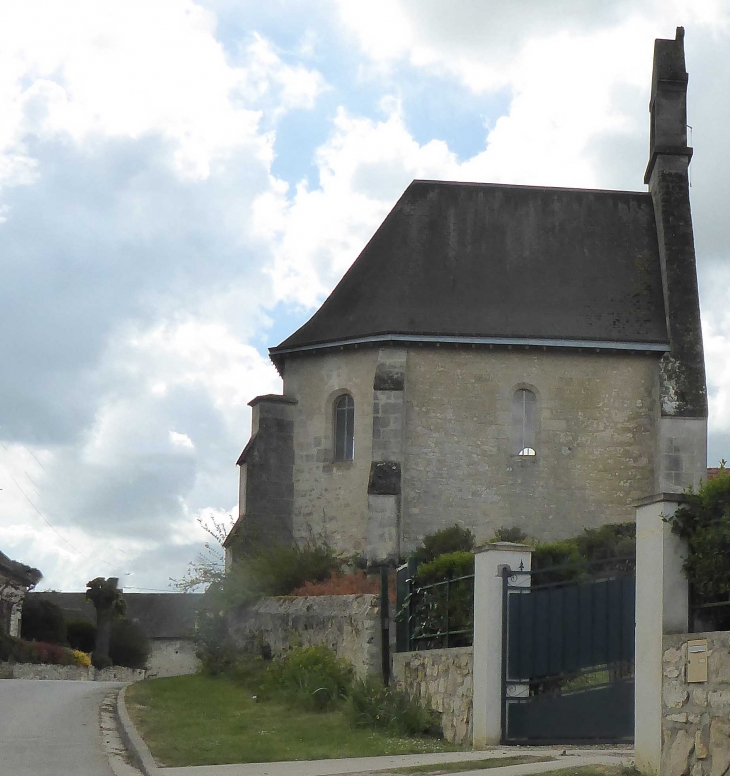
[271,180,668,362]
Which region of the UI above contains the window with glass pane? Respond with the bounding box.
[512,389,537,456]
[334,394,355,461]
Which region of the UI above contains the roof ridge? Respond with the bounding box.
[409,178,650,197]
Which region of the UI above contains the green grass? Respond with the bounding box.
[125,674,462,767]
[394,755,555,773]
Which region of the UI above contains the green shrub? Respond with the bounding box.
[409,552,475,649]
[0,634,77,666]
[492,526,529,543]
[0,631,12,662]
[574,522,636,561]
[670,468,730,600]
[92,652,113,670]
[415,551,474,584]
[413,525,475,566]
[67,620,97,653]
[531,538,583,579]
[20,598,67,645]
[261,645,354,711]
[348,676,439,736]
[245,542,344,597]
[194,608,237,675]
[109,618,150,669]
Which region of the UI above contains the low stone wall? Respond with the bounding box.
[662,631,730,776]
[146,638,200,679]
[0,662,145,682]
[228,594,381,678]
[391,647,473,745]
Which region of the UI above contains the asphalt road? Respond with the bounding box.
[0,679,123,776]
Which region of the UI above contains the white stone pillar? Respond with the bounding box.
[472,542,533,749]
[635,494,690,776]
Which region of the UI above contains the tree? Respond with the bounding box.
[85,577,125,668]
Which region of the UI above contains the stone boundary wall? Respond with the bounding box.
[0,662,145,682]
[391,647,473,745]
[228,594,381,678]
[662,631,730,776]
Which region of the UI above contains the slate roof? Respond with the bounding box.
[28,592,202,639]
[272,181,668,361]
[0,550,42,588]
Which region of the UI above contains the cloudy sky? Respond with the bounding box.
[1,1,729,593]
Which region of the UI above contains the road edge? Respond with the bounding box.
[116,684,160,776]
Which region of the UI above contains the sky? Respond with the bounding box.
[1,1,729,593]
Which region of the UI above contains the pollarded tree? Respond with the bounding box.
[85,577,125,668]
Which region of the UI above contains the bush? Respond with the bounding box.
[415,551,474,584]
[574,522,636,561]
[92,652,112,670]
[20,598,67,645]
[492,526,529,543]
[261,645,354,711]
[531,538,584,580]
[0,634,77,666]
[413,525,475,566]
[409,552,475,649]
[670,468,730,602]
[194,608,239,675]
[67,620,96,653]
[109,618,150,669]
[348,676,439,736]
[245,542,344,597]
[291,570,381,597]
[73,650,92,667]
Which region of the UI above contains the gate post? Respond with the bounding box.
[472,542,533,749]
[635,494,690,776]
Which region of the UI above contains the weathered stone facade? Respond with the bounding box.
[402,348,658,548]
[234,346,660,559]
[662,632,730,776]
[228,594,382,678]
[391,647,473,745]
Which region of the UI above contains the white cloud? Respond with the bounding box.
[0,0,326,183]
[257,102,459,306]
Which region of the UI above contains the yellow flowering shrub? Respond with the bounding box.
[73,650,92,667]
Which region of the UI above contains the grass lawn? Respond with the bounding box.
[125,674,463,767]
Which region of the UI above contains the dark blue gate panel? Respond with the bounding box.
[506,575,635,681]
[505,681,635,743]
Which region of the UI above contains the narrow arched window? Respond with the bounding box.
[513,389,537,456]
[334,394,355,462]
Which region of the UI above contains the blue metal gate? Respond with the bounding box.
[501,560,635,744]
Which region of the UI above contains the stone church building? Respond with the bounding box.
[225,29,707,565]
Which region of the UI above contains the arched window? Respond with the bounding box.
[334,394,355,462]
[512,388,537,456]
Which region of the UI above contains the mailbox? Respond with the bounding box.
[687,639,708,683]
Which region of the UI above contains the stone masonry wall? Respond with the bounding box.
[283,349,379,555]
[0,662,145,681]
[662,632,730,776]
[228,594,381,678]
[403,348,659,550]
[391,647,473,745]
